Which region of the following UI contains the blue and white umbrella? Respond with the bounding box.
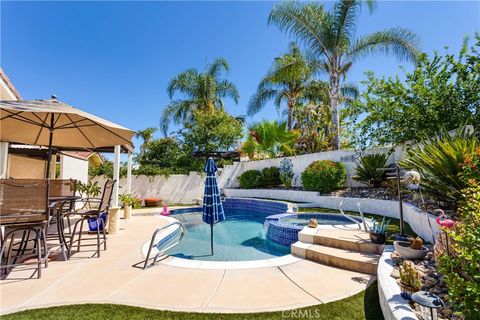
[202,157,225,255]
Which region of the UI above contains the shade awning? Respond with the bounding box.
[0,98,134,151]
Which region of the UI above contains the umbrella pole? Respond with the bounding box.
[210,221,214,256]
[45,113,54,179]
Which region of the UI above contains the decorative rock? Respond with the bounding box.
[425,275,438,287]
[390,269,400,279]
[391,252,404,266]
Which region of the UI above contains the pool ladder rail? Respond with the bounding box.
[339,200,369,231]
[142,221,185,270]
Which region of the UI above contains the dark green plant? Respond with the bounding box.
[237,170,262,189]
[400,127,477,206]
[259,167,282,188]
[346,35,480,147]
[241,121,298,159]
[181,109,243,153]
[301,160,346,192]
[353,153,392,187]
[438,180,480,318]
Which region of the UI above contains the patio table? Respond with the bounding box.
[49,195,82,260]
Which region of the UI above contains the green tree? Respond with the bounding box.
[160,58,240,135]
[181,109,244,153]
[247,43,317,131]
[269,0,419,150]
[347,35,480,146]
[135,127,157,154]
[136,137,184,168]
[241,120,299,159]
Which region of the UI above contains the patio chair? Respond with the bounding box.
[49,179,77,233]
[67,180,116,258]
[0,179,52,279]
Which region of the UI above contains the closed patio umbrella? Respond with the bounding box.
[202,157,225,255]
[0,98,134,177]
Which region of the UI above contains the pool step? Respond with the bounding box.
[291,242,380,275]
[298,228,384,254]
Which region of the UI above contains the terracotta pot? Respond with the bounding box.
[394,241,429,260]
[144,198,162,207]
[369,232,386,244]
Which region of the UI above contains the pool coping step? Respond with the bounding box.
[298,228,385,254]
[291,242,380,275]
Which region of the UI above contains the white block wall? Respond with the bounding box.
[217,146,404,189]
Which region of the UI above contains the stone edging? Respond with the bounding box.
[377,246,418,320]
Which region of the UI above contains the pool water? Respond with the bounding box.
[281,216,359,226]
[166,209,290,261]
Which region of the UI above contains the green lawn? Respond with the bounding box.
[298,207,418,244]
[1,282,383,320]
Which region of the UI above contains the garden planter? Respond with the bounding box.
[144,198,162,207]
[369,232,386,244]
[394,241,429,260]
[124,205,132,219]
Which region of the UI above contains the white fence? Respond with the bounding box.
[93,146,405,205]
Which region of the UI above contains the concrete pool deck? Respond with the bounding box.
[0,211,374,315]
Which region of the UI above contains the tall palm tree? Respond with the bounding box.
[160,57,240,135]
[247,43,317,131]
[241,120,299,159]
[269,0,420,149]
[135,127,157,154]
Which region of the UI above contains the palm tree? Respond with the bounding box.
[135,127,157,154]
[269,0,420,149]
[241,120,299,159]
[160,58,240,135]
[247,43,317,131]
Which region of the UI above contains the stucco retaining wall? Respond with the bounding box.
[218,146,404,189]
[93,172,205,205]
[223,189,440,243]
[378,246,418,320]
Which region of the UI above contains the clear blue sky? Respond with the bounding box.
[2,1,479,150]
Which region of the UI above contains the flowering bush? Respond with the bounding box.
[438,179,480,318]
[301,160,346,192]
[279,158,294,188]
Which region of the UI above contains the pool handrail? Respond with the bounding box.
[356,202,369,231]
[339,200,362,230]
[143,221,185,270]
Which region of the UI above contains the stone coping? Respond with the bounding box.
[377,246,418,320]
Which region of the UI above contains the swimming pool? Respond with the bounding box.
[166,208,291,261]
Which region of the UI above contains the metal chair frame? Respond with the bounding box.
[66,180,116,258]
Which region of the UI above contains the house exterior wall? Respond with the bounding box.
[59,155,89,183]
[7,154,50,179]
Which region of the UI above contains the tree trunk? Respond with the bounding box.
[329,71,340,150]
[287,101,294,131]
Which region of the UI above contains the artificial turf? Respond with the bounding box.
[1,281,383,320]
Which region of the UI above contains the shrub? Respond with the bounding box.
[301,160,346,192]
[400,127,477,206]
[438,180,480,318]
[279,158,294,188]
[259,167,281,188]
[237,170,262,189]
[353,153,392,187]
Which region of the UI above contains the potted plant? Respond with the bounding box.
[394,237,429,260]
[119,193,135,219]
[399,260,421,300]
[144,197,162,207]
[369,217,390,244]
